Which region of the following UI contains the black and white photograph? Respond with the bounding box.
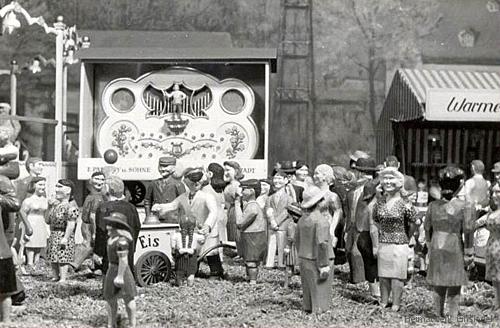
[0,0,499,327]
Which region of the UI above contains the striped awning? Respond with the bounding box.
[399,68,500,105]
[376,68,500,162]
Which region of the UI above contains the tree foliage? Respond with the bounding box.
[315,0,442,131]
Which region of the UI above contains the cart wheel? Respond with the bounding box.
[135,251,171,287]
[124,181,146,205]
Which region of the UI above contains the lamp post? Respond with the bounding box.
[0,1,86,179]
[0,60,18,114]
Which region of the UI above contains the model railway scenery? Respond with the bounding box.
[0,1,499,327]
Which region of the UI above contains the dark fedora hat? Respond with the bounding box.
[280,161,296,173]
[353,157,378,173]
[103,212,131,232]
[183,167,204,182]
[240,179,261,197]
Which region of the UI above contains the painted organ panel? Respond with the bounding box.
[97,67,259,163]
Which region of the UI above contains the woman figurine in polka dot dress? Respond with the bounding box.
[46,179,80,282]
[372,167,417,312]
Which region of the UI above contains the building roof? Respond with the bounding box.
[399,68,500,105]
[79,30,233,48]
[76,30,277,71]
[376,68,500,161]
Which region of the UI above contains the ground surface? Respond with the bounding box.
[4,260,499,328]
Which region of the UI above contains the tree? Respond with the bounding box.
[315,0,442,131]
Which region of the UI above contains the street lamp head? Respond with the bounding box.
[29,58,41,74]
[2,11,20,35]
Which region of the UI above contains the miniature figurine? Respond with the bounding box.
[95,176,141,276]
[264,170,293,269]
[279,161,304,203]
[235,179,266,284]
[414,179,429,273]
[425,166,474,321]
[45,179,79,282]
[223,161,244,245]
[0,103,21,143]
[144,157,185,224]
[102,212,137,328]
[464,159,490,218]
[345,156,377,284]
[152,167,221,278]
[19,176,48,272]
[72,171,106,273]
[202,164,226,267]
[293,160,313,189]
[482,184,500,317]
[171,215,205,286]
[13,157,43,268]
[165,83,187,113]
[256,178,271,210]
[295,186,334,313]
[0,128,29,305]
[0,175,22,322]
[284,203,301,288]
[372,167,417,312]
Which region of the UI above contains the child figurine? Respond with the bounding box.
[103,212,137,328]
[414,179,429,273]
[235,180,267,284]
[284,203,302,288]
[171,215,205,287]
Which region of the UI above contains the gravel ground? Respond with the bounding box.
[3,260,499,328]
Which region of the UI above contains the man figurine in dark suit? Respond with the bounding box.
[144,157,185,224]
[279,161,304,203]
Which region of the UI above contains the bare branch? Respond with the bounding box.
[346,53,369,70]
[348,0,370,41]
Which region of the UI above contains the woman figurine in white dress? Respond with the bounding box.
[20,176,48,272]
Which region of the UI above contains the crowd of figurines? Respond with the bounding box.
[1,141,500,326]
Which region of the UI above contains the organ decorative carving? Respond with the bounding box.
[97,67,259,161]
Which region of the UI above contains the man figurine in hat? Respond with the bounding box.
[235,179,266,284]
[102,212,137,328]
[153,167,224,279]
[345,155,379,297]
[144,157,185,224]
[279,161,304,203]
[349,150,370,170]
[296,185,334,313]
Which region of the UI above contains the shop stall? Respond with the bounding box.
[377,68,500,182]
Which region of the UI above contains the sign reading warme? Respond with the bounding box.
[426,88,500,122]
